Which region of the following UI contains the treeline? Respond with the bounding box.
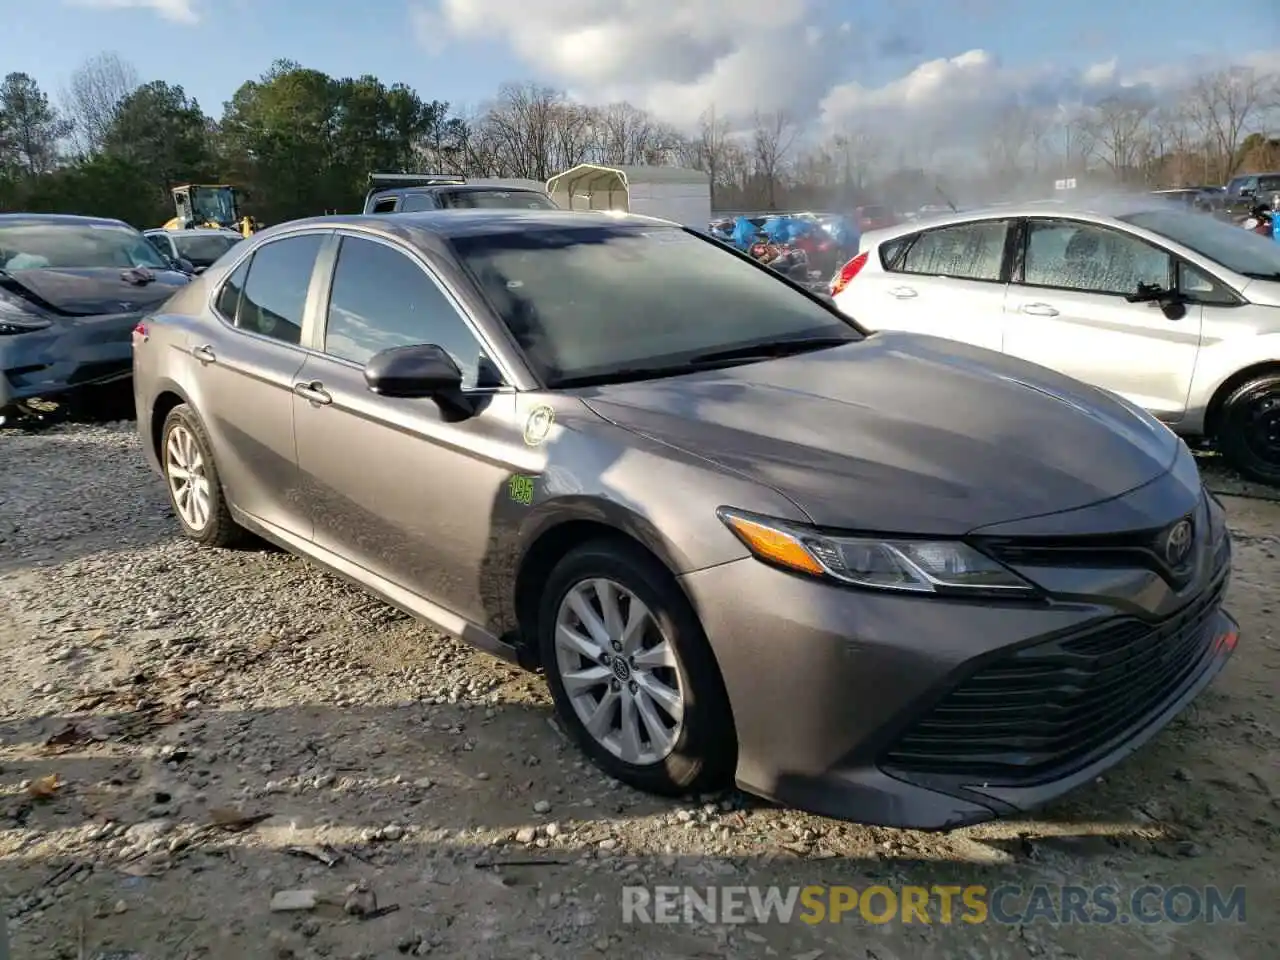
[0,53,1277,228]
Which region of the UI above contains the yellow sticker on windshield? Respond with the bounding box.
[524,405,555,446]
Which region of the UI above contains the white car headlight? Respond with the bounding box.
[717,508,1035,595]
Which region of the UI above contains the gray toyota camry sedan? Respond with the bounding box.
[133,209,1238,829]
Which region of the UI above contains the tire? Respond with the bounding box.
[1216,373,1280,486]
[160,404,244,547]
[538,539,736,796]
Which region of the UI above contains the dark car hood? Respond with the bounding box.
[2,267,188,316]
[580,332,1180,534]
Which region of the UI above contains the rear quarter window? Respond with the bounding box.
[879,235,912,269]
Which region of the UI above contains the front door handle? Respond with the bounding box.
[888,286,918,299]
[192,344,216,363]
[1020,302,1060,317]
[293,380,332,405]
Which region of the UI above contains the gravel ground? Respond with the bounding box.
[0,421,1277,960]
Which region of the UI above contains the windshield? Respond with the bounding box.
[190,187,235,224]
[1121,209,1280,279]
[451,224,858,386]
[173,233,241,266]
[439,190,557,210]
[0,220,171,271]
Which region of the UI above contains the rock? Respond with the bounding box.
[381,824,404,841]
[515,827,537,844]
[112,900,128,914]
[343,882,377,916]
[544,822,560,838]
[270,889,319,912]
[533,800,551,814]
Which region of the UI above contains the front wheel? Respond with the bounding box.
[538,540,736,797]
[161,404,244,546]
[1216,373,1280,486]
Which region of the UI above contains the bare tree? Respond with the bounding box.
[830,128,883,196]
[62,52,139,156]
[476,83,569,180]
[593,102,659,165]
[1085,93,1154,183]
[692,106,733,206]
[1186,67,1271,180]
[751,109,798,210]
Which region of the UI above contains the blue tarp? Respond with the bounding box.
[730,216,760,250]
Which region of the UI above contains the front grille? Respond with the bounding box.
[979,511,1200,587]
[883,575,1227,783]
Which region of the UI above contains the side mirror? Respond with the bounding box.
[172,257,196,275]
[1125,282,1168,304]
[364,343,463,399]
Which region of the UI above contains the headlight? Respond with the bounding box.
[717,508,1035,595]
[0,292,52,334]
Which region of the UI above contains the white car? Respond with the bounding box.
[830,199,1280,484]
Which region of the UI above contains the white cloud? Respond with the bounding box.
[818,47,1280,151]
[411,0,847,129]
[65,0,200,23]
[408,0,1278,146]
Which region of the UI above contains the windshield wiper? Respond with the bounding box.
[1242,271,1280,281]
[686,335,855,366]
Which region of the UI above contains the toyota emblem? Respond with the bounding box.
[1163,519,1194,567]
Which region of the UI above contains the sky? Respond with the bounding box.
[5,0,1279,144]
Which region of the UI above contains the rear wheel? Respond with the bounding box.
[161,404,244,547]
[538,540,736,796]
[1217,373,1280,486]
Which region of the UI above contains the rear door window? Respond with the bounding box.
[399,193,438,213]
[215,259,249,323]
[895,220,1009,282]
[370,197,399,213]
[236,235,324,345]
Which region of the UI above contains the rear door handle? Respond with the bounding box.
[293,380,332,405]
[192,344,216,363]
[888,286,918,299]
[1020,302,1059,317]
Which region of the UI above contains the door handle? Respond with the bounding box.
[293,380,332,405]
[192,344,216,363]
[1020,302,1060,317]
[888,286,918,299]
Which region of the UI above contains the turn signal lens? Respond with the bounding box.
[718,511,826,577]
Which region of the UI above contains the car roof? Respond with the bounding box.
[867,196,1182,234]
[147,228,242,237]
[261,209,677,241]
[0,213,132,229]
[373,183,547,196]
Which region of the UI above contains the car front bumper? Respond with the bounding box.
[0,313,140,408]
[680,495,1236,829]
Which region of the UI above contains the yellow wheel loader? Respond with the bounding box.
[162,184,258,238]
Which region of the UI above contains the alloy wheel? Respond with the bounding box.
[165,424,212,531]
[553,578,685,765]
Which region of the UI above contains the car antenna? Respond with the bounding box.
[935,183,958,213]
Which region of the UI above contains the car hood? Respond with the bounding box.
[580,332,1181,534]
[1240,277,1280,307]
[1,267,188,316]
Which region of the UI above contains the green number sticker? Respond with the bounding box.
[508,475,536,505]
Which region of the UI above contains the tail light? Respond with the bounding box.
[829,252,869,296]
[133,322,149,343]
